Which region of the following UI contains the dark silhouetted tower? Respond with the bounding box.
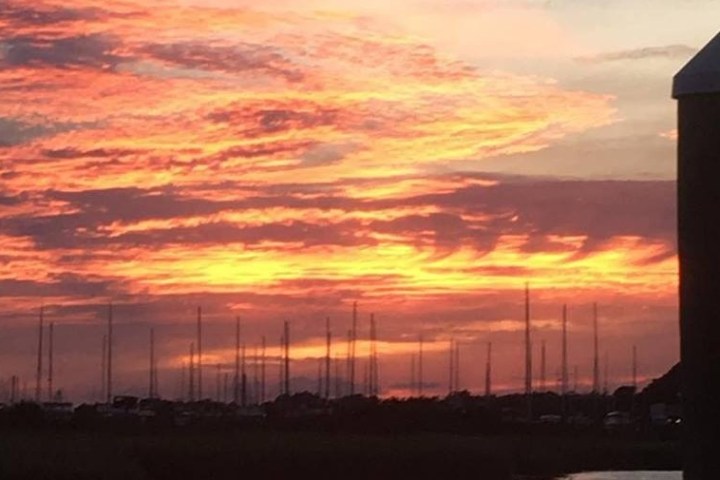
[674,33,720,478]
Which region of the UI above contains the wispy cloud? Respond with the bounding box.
[576,44,697,64]
[0,0,679,400]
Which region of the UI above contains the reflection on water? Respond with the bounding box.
[565,473,682,480]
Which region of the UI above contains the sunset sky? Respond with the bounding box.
[0,0,708,402]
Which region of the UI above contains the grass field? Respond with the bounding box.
[0,429,680,480]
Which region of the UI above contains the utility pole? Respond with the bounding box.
[101,334,107,402]
[149,328,155,398]
[524,283,532,421]
[10,376,18,404]
[448,338,455,394]
[325,317,331,399]
[454,341,460,392]
[234,316,240,404]
[107,303,113,404]
[223,372,228,403]
[410,354,416,397]
[334,353,341,399]
[241,343,247,406]
[485,342,492,397]
[604,351,609,395]
[47,322,54,402]
[196,307,202,400]
[317,358,323,397]
[574,365,579,393]
[540,339,546,392]
[261,335,266,404]
[350,302,357,395]
[180,361,186,401]
[524,283,532,395]
[35,306,44,403]
[189,342,195,401]
[371,314,379,396]
[283,321,290,396]
[216,363,221,402]
[632,345,638,390]
[418,333,424,397]
[592,303,600,394]
[253,345,259,404]
[561,304,568,395]
[278,335,284,399]
[345,329,352,396]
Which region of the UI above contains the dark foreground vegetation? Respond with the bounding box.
[0,366,682,479]
[0,428,679,480]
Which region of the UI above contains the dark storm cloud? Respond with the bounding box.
[0,274,115,298]
[300,143,358,167]
[0,177,675,255]
[0,117,57,147]
[41,148,139,159]
[110,221,369,248]
[0,2,103,28]
[398,177,676,244]
[1,34,123,70]
[208,106,340,131]
[369,212,493,250]
[0,191,26,206]
[208,140,316,164]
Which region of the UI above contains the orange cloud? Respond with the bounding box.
[0,0,677,401]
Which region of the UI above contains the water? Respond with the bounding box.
[564,473,682,480]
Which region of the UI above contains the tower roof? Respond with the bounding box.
[673,32,720,98]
